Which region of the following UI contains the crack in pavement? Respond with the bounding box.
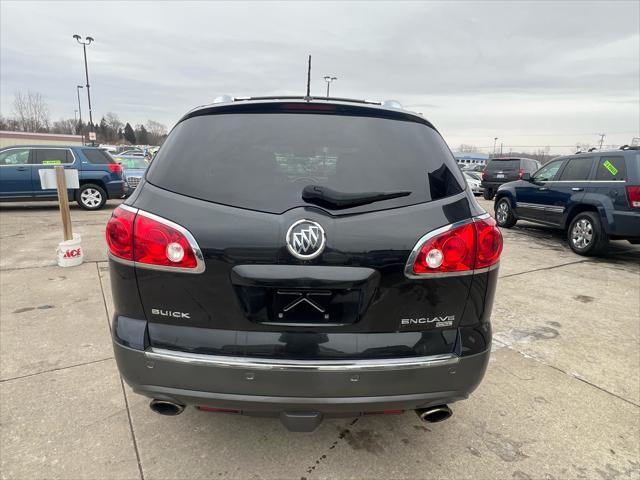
[0,356,114,383]
[301,417,359,479]
[494,342,640,408]
[499,259,591,279]
[96,262,145,480]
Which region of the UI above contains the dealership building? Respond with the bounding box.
[0,131,83,148]
[453,152,489,166]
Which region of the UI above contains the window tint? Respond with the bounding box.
[33,149,73,165]
[83,149,115,164]
[147,113,464,214]
[595,156,627,181]
[0,149,30,166]
[486,159,519,171]
[533,160,563,182]
[559,158,594,181]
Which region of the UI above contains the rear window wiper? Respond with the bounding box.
[302,185,411,210]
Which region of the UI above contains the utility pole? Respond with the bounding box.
[493,137,498,157]
[76,85,84,144]
[324,75,337,97]
[598,133,605,151]
[500,143,503,156]
[73,35,95,145]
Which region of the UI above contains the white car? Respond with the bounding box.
[464,172,483,195]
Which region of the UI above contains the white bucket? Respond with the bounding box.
[57,233,84,267]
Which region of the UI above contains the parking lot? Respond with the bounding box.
[1,198,638,480]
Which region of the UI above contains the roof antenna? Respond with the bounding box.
[305,54,312,101]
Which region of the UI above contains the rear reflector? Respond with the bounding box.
[197,406,241,414]
[626,186,640,209]
[362,410,404,416]
[106,206,204,272]
[408,215,503,276]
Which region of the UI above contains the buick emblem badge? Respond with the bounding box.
[286,219,326,260]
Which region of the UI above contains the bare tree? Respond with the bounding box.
[51,118,78,135]
[12,91,50,132]
[146,120,168,145]
[457,144,479,153]
[104,112,123,136]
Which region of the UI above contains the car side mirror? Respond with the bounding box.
[522,172,532,181]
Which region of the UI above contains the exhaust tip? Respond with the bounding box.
[416,405,452,423]
[150,399,185,416]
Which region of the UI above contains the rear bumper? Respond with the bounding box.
[605,210,640,239]
[113,339,490,413]
[480,181,506,190]
[106,179,128,199]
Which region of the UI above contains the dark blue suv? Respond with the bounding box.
[493,147,640,255]
[0,145,127,210]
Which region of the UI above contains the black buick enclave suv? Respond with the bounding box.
[107,97,503,432]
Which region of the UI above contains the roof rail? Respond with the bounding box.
[232,96,383,106]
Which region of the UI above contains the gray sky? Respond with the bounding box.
[1,1,638,153]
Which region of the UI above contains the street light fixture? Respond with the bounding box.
[323,75,337,97]
[73,35,95,144]
[76,85,84,144]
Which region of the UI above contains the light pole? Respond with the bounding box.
[76,85,84,144]
[324,75,337,97]
[73,35,95,144]
[493,137,498,156]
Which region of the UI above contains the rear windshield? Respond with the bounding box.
[83,149,116,164]
[146,113,464,214]
[486,159,520,171]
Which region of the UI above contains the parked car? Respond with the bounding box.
[460,163,485,172]
[463,171,482,195]
[494,147,640,255]
[481,157,541,200]
[106,96,503,432]
[0,145,127,210]
[114,155,149,193]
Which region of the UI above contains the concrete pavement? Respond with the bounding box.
[1,198,638,479]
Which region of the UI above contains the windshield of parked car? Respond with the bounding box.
[147,112,465,214]
[116,156,148,169]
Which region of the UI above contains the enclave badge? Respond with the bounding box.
[286,219,326,260]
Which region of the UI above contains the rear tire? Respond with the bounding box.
[483,189,494,201]
[76,184,107,210]
[567,212,608,256]
[495,197,517,228]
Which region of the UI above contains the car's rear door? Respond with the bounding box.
[131,105,477,359]
[31,148,75,198]
[550,157,594,225]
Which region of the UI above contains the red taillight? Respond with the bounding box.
[134,214,197,269]
[518,168,525,179]
[410,216,503,275]
[481,171,487,180]
[474,216,503,269]
[626,186,640,209]
[108,163,122,173]
[413,223,476,274]
[106,206,202,271]
[106,206,135,260]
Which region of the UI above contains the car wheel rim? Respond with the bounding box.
[496,202,509,224]
[571,218,593,249]
[81,188,102,208]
